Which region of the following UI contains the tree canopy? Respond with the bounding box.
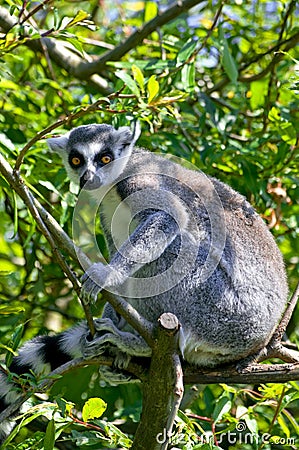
[0,1,298,449]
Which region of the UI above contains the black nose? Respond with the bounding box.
[80,170,94,189]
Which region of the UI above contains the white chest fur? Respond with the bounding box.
[100,188,135,251]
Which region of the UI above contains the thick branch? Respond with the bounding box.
[0,6,109,93]
[132,313,183,450]
[74,0,206,79]
[184,362,299,385]
[0,1,205,86]
[1,342,299,432]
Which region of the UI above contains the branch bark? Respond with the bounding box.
[131,313,183,450]
[74,0,206,79]
[1,354,299,426]
[0,1,206,88]
[0,6,109,93]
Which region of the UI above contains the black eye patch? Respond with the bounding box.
[69,150,85,169]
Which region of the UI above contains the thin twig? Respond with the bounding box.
[196,0,224,56]
[0,153,155,345]
[69,0,207,79]
[272,280,299,343]
[19,0,53,26]
[0,352,147,424]
[0,154,95,336]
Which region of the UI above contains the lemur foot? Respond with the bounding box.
[93,317,121,335]
[82,318,131,369]
[99,366,137,385]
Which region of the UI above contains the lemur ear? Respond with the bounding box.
[131,121,141,144]
[114,122,141,148]
[47,133,70,154]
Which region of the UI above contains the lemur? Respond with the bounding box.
[0,123,289,441]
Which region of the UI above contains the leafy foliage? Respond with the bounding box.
[0,0,298,448]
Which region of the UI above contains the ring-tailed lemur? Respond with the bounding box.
[0,123,289,441]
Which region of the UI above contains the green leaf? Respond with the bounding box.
[277,415,291,438]
[61,10,89,29]
[219,27,238,84]
[0,305,25,314]
[268,107,297,145]
[268,106,281,122]
[144,1,158,22]
[181,63,195,92]
[212,394,232,423]
[132,64,145,93]
[250,79,268,109]
[82,397,107,422]
[147,75,159,103]
[115,70,140,96]
[44,419,55,450]
[60,35,85,57]
[177,39,197,65]
[239,159,259,194]
[278,121,297,145]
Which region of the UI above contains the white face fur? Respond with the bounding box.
[47,124,140,190]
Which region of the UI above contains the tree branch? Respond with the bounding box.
[0,6,109,94]
[0,153,155,345]
[207,30,299,94]
[0,153,96,336]
[74,0,206,79]
[132,313,183,450]
[1,342,299,431]
[0,1,206,89]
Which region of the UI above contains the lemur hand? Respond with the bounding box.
[81,262,125,303]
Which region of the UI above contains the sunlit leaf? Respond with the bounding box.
[82,398,107,422]
[132,64,145,93]
[144,1,158,22]
[212,394,232,423]
[250,79,268,110]
[147,75,159,103]
[61,10,89,29]
[177,39,197,65]
[181,63,195,91]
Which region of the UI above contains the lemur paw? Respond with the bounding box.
[81,262,108,303]
[114,351,131,369]
[81,263,126,303]
[82,332,111,359]
[94,318,120,334]
[81,317,122,358]
[99,366,136,385]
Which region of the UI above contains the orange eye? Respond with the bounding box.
[71,156,81,166]
[101,155,112,164]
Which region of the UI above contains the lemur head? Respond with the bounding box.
[47,123,140,190]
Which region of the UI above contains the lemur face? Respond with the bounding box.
[47,124,137,190]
